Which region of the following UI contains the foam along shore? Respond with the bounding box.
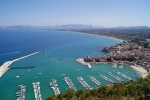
[130,65,148,78]
[76,58,91,68]
[0,52,40,77]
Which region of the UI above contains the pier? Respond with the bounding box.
[9,66,36,70]
[50,79,60,95]
[98,73,114,83]
[108,72,123,82]
[32,82,42,100]
[0,52,40,77]
[114,70,132,81]
[87,76,101,86]
[77,77,91,89]
[15,85,26,100]
[76,58,91,68]
[64,77,77,91]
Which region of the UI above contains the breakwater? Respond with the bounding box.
[0,52,40,77]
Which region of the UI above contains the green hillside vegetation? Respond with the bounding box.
[46,74,150,100]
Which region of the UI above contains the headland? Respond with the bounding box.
[71,29,150,78]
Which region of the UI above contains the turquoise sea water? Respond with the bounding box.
[0,30,140,100]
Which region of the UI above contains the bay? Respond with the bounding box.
[0,29,140,100]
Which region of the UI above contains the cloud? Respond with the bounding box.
[91,18,102,21]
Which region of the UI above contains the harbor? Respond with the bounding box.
[0,30,144,100]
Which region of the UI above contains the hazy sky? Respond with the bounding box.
[0,0,150,27]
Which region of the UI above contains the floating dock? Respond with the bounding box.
[114,70,132,81]
[32,82,42,100]
[64,77,76,91]
[108,72,123,82]
[98,73,114,83]
[0,52,40,77]
[15,85,26,100]
[87,76,101,86]
[77,77,91,89]
[49,79,60,95]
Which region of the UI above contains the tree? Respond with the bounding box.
[64,89,76,100]
[75,89,84,99]
[57,93,65,100]
[46,95,58,100]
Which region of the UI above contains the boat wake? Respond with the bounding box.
[0,51,20,55]
[61,74,66,76]
[76,69,81,70]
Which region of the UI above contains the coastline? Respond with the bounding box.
[74,31,124,43]
[130,65,148,78]
[62,30,124,43]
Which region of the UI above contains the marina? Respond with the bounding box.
[77,77,91,89]
[15,85,26,100]
[32,82,42,100]
[49,79,60,95]
[87,76,101,86]
[0,30,141,100]
[64,77,77,91]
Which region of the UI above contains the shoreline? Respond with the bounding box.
[130,65,148,78]
[61,30,124,43]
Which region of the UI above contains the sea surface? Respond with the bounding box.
[0,29,140,100]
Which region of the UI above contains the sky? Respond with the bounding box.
[0,0,150,27]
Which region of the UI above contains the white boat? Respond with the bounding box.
[16,76,20,78]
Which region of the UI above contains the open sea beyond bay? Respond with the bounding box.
[0,29,140,100]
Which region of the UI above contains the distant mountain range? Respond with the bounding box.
[0,24,149,30]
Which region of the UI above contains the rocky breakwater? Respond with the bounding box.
[76,58,91,68]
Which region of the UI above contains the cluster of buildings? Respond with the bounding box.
[84,42,150,72]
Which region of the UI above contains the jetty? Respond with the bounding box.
[114,70,132,81]
[98,73,114,83]
[0,52,40,77]
[49,79,60,95]
[87,76,101,86]
[15,85,26,100]
[32,82,42,100]
[9,66,36,70]
[108,72,123,82]
[77,77,91,89]
[76,58,91,68]
[112,63,117,68]
[64,77,77,91]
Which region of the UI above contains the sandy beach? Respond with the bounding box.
[130,65,148,78]
[79,32,124,42]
